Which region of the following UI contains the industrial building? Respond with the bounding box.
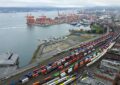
[0,52,19,79]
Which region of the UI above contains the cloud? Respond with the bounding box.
[0,0,120,7]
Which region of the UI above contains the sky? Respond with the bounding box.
[0,0,120,7]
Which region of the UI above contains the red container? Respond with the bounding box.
[32,73,39,77]
[52,63,57,68]
[85,59,89,63]
[58,65,64,70]
[44,76,52,81]
[74,63,78,71]
[80,61,84,67]
[33,68,39,73]
[40,65,46,69]
[41,69,47,74]
[33,82,40,85]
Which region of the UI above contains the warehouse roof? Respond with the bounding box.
[0,52,19,65]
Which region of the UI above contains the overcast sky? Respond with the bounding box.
[0,0,120,7]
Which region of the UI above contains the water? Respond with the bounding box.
[0,11,90,67]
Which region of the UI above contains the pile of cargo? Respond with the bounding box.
[10,32,118,85]
[26,14,80,26]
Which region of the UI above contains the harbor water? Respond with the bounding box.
[0,11,90,67]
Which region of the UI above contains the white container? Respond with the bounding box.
[21,77,29,84]
[61,77,76,85]
[68,68,73,73]
[64,62,69,67]
[46,66,52,71]
[49,76,68,85]
[43,77,60,85]
[84,53,87,56]
[60,72,66,77]
[61,59,65,63]
[57,61,62,65]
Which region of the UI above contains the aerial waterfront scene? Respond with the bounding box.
[0,0,120,85]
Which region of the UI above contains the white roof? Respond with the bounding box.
[0,52,19,65]
[0,66,17,79]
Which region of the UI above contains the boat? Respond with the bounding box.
[76,23,81,27]
[70,22,78,26]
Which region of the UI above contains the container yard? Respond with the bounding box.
[26,11,96,26]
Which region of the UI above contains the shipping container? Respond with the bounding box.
[33,68,39,73]
[19,77,29,84]
[80,61,84,67]
[52,72,60,77]
[46,66,52,71]
[49,76,69,85]
[44,76,52,81]
[40,65,46,69]
[58,65,64,70]
[68,67,73,74]
[32,73,39,77]
[57,61,62,66]
[74,63,78,71]
[41,69,47,74]
[10,80,16,85]
[64,62,69,67]
[43,77,60,85]
[60,72,66,77]
[24,72,33,78]
[33,81,40,85]
[60,77,76,85]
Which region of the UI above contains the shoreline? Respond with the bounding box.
[30,33,100,64]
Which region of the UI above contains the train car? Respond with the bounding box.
[60,77,76,85]
[41,69,47,75]
[33,81,40,85]
[58,65,64,70]
[48,76,69,85]
[43,77,60,85]
[24,72,33,78]
[67,67,73,74]
[60,72,67,77]
[40,65,46,70]
[52,72,60,77]
[74,63,79,71]
[19,77,29,84]
[43,76,53,82]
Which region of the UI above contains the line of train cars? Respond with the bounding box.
[9,32,117,85]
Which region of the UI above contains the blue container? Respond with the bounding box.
[24,72,33,78]
[10,80,16,85]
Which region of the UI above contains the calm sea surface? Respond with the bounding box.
[0,11,90,67]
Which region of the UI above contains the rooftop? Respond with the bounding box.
[77,77,107,85]
[0,66,18,79]
[0,52,19,66]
